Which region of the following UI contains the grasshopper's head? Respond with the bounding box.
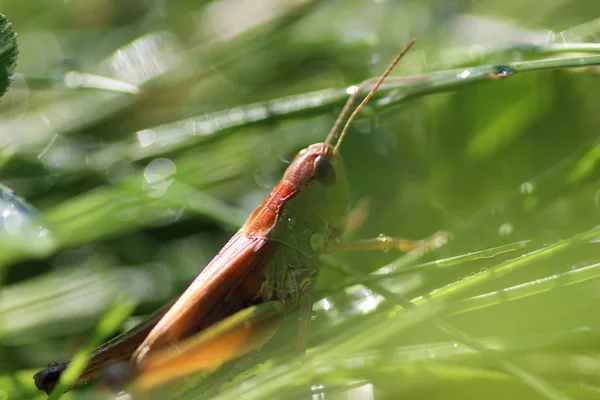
[248,40,415,247]
[282,142,349,235]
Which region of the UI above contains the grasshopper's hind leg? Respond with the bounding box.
[129,301,285,395]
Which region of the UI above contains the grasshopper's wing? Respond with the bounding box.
[34,230,272,395]
[134,230,275,361]
[130,301,285,394]
[33,302,171,394]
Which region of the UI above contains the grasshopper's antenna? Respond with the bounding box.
[325,39,416,153]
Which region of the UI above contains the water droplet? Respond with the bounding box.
[195,120,217,135]
[498,223,513,236]
[457,69,471,79]
[227,108,244,122]
[492,65,515,78]
[143,158,176,198]
[0,185,56,256]
[136,129,157,147]
[377,234,391,253]
[144,158,176,184]
[286,217,295,229]
[520,181,535,194]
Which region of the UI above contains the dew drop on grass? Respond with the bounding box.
[498,223,513,236]
[520,181,535,194]
[492,65,515,78]
[457,69,471,79]
[377,233,391,253]
[0,184,56,258]
[143,158,176,198]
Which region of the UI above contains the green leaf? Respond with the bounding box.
[0,13,17,98]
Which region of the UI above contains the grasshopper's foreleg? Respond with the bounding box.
[326,230,449,254]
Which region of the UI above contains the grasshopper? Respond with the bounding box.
[34,39,445,396]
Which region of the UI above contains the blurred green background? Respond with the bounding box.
[1,0,600,399]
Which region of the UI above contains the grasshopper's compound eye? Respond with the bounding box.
[313,155,336,186]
